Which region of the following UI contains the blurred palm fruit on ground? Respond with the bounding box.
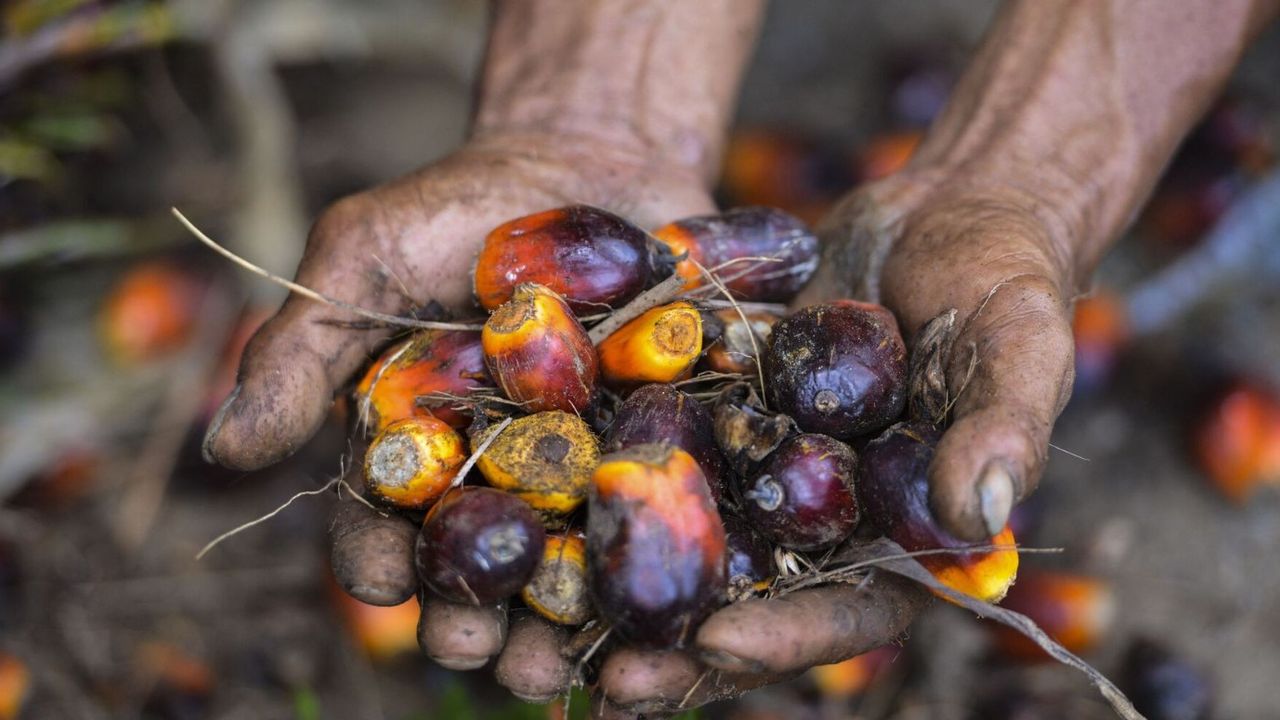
[989,570,1116,662]
[98,261,203,364]
[355,329,489,432]
[1194,382,1280,503]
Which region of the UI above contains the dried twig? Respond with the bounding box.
[195,477,340,560]
[171,208,483,331]
[450,416,513,489]
[692,259,769,408]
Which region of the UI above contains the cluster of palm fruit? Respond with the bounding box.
[352,204,1018,649]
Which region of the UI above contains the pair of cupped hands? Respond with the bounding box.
[202,129,1076,717]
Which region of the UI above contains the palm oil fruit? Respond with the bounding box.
[990,570,1116,662]
[767,301,907,440]
[416,487,546,605]
[703,309,781,376]
[652,207,819,301]
[522,532,592,626]
[364,417,466,510]
[99,261,202,364]
[474,205,659,313]
[723,514,774,597]
[472,411,599,526]
[482,283,598,414]
[355,329,489,432]
[587,444,726,648]
[713,382,799,478]
[605,384,727,502]
[858,422,1018,602]
[597,302,703,388]
[740,433,859,551]
[1122,638,1214,720]
[1194,382,1280,503]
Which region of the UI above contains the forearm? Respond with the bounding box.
[472,0,765,185]
[910,0,1279,284]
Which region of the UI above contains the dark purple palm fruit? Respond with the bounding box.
[766,300,907,439]
[416,488,546,604]
[605,383,728,502]
[722,514,774,599]
[739,433,859,551]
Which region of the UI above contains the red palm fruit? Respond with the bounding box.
[766,301,907,440]
[1071,291,1129,393]
[856,131,922,181]
[597,302,703,388]
[355,329,489,432]
[1194,383,1280,503]
[328,580,421,661]
[99,261,202,364]
[651,207,819,302]
[364,417,467,510]
[809,646,896,699]
[522,532,592,626]
[474,205,658,313]
[703,309,781,376]
[858,422,1019,602]
[723,514,774,595]
[587,444,726,648]
[0,653,28,720]
[483,283,599,414]
[473,411,600,526]
[605,384,727,502]
[416,487,547,605]
[990,570,1115,662]
[740,434,859,551]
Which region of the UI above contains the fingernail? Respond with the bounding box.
[697,648,763,674]
[202,384,240,464]
[430,654,489,671]
[976,461,1014,537]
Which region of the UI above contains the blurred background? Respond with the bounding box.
[1,1,1279,718]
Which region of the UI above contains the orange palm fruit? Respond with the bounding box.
[1195,383,1280,502]
[587,444,726,648]
[0,653,28,720]
[473,411,600,525]
[809,646,896,699]
[355,329,489,432]
[597,301,702,388]
[650,207,818,302]
[859,422,1019,602]
[483,283,599,414]
[329,580,421,662]
[473,206,660,313]
[522,532,592,626]
[364,416,466,509]
[1072,291,1129,392]
[857,131,922,181]
[99,261,202,363]
[990,570,1116,662]
[703,309,780,376]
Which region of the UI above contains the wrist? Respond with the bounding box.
[471,0,763,185]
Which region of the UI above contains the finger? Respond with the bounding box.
[495,615,571,703]
[926,273,1075,541]
[329,495,419,606]
[695,572,928,674]
[202,197,413,471]
[595,647,794,717]
[419,595,508,670]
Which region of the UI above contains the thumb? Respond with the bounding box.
[203,199,414,471]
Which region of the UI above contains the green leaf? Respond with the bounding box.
[293,686,321,720]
